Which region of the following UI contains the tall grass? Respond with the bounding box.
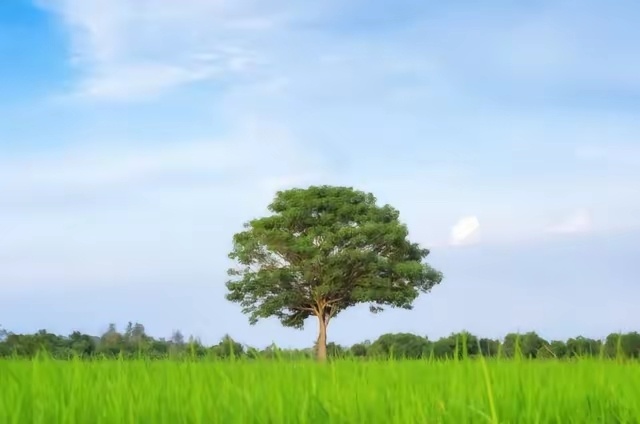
[0,354,638,423]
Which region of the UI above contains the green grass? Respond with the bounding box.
[0,356,638,423]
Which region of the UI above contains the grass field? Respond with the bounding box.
[0,357,638,423]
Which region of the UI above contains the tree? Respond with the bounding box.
[620,332,640,359]
[170,330,185,346]
[566,336,601,358]
[545,340,568,358]
[210,334,244,358]
[368,333,431,359]
[326,342,347,358]
[520,332,548,359]
[431,336,456,359]
[68,331,96,357]
[478,338,500,357]
[99,323,124,356]
[168,330,186,357]
[605,332,640,359]
[502,333,521,358]
[122,322,149,354]
[350,342,369,357]
[225,185,443,361]
[449,331,479,358]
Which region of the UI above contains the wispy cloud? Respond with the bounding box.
[39,0,640,105]
[449,216,480,246]
[0,119,326,207]
[547,209,592,235]
[74,59,233,101]
[37,0,286,100]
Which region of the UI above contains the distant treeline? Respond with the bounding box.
[0,323,638,360]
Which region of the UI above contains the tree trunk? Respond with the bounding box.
[316,315,328,362]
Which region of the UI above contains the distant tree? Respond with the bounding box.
[431,336,457,359]
[348,339,372,357]
[260,343,282,360]
[149,339,169,358]
[3,323,640,361]
[121,322,150,354]
[210,334,244,358]
[326,342,347,358]
[99,323,124,356]
[566,336,601,357]
[186,335,207,357]
[500,332,549,359]
[245,346,262,359]
[225,186,443,361]
[167,330,186,357]
[68,331,96,357]
[170,330,185,346]
[520,332,548,359]
[544,340,568,359]
[369,333,431,359]
[350,342,369,357]
[502,333,521,358]
[619,332,640,359]
[605,332,640,359]
[478,338,500,357]
[124,322,134,341]
[33,329,65,356]
[449,331,479,357]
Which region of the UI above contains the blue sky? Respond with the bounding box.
[1,0,639,347]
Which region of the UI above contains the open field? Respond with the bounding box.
[0,357,638,423]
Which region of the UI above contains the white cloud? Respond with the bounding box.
[547,209,592,235]
[449,216,480,246]
[0,119,327,207]
[74,62,219,101]
[37,0,286,100]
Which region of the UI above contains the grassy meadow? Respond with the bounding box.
[1,356,638,423]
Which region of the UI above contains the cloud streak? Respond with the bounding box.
[547,209,592,235]
[38,0,287,100]
[0,120,326,204]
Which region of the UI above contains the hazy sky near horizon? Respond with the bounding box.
[1,0,639,347]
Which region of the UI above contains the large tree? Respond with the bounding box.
[225,185,443,361]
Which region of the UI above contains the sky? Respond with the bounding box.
[1,0,639,348]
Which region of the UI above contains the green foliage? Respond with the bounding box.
[209,335,244,359]
[566,336,602,358]
[225,186,442,359]
[349,342,369,357]
[547,340,569,358]
[519,332,547,359]
[2,324,640,361]
[368,333,431,359]
[479,338,501,357]
[225,186,442,323]
[605,332,640,359]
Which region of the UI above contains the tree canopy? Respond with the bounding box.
[225,185,443,360]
